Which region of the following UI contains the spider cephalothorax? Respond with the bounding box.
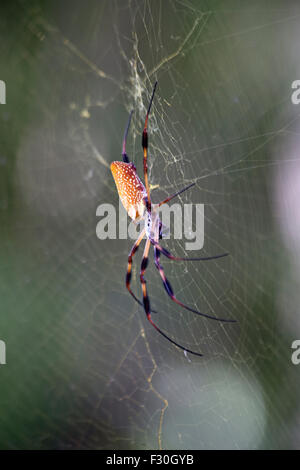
[111,82,235,357]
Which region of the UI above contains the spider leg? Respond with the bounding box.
[140,239,203,357]
[150,237,229,262]
[122,110,133,163]
[126,228,145,304]
[126,229,158,313]
[158,182,196,207]
[142,81,157,211]
[153,247,236,323]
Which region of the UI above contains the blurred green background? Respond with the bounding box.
[1,0,300,449]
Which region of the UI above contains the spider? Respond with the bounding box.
[110,82,235,357]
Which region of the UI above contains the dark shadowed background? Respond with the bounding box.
[0,0,300,449]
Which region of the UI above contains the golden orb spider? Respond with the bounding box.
[110,82,235,357]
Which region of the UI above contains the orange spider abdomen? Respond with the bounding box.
[111,161,147,220]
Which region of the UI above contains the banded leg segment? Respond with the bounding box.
[126,229,146,306]
[140,239,151,314]
[126,229,157,313]
[153,247,235,323]
[140,239,203,356]
[142,81,157,211]
[150,237,229,262]
[158,182,196,207]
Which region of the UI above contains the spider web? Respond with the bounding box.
[1,0,300,450]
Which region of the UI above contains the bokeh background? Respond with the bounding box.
[1,0,300,449]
